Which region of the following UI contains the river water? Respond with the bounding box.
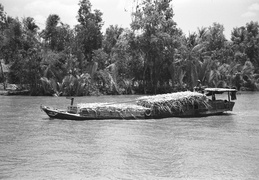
[0,92,259,180]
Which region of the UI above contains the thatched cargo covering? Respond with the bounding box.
[136,91,209,117]
[73,103,150,119]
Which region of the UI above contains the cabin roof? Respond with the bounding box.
[204,88,237,92]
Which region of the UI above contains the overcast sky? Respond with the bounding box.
[1,0,259,39]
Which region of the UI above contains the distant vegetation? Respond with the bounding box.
[1,0,259,96]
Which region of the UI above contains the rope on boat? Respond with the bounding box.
[100,99,138,105]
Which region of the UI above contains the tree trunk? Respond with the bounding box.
[0,60,6,90]
[168,62,175,86]
[143,55,148,94]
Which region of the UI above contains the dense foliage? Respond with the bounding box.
[1,0,259,96]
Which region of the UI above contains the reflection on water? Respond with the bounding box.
[0,92,259,179]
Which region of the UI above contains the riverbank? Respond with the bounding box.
[0,83,254,96]
[0,90,31,96]
[0,90,8,95]
[0,83,30,96]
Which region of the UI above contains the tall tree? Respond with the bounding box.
[0,3,6,34]
[206,23,226,52]
[103,25,124,56]
[41,14,61,50]
[131,0,180,94]
[22,17,39,51]
[245,21,259,68]
[0,4,7,88]
[75,0,103,70]
[1,17,23,64]
[0,4,6,32]
[231,21,259,69]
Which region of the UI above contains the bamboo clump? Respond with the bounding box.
[136,91,209,115]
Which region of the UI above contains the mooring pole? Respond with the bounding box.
[66,97,75,106]
[71,98,74,106]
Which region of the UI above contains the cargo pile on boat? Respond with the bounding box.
[66,91,210,119]
[136,91,209,117]
[75,103,150,119]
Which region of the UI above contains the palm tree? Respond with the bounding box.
[240,61,259,90]
[61,73,92,96]
[179,32,209,89]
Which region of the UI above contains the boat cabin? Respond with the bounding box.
[204,88,237,101]
[197,88,237,115]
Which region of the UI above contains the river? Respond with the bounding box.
[0,92,259,180]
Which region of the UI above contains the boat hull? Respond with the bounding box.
[41,101,235,120]
[200,100,235,116]
[40,105,147,120]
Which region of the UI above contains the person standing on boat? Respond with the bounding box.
[194,80,204,93]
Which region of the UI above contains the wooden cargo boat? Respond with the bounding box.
[41,89,237,120]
